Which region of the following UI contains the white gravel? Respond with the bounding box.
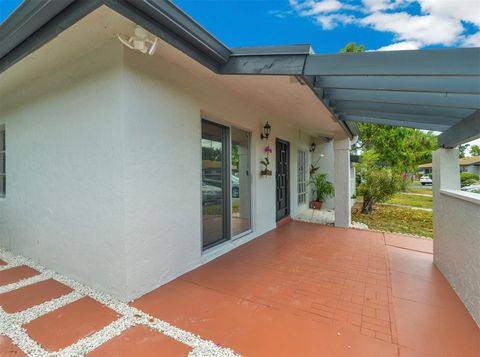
[0,247,241,357]
[294,208,369,230]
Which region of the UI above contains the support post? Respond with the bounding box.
[334,138,351,227]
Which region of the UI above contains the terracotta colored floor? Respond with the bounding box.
[1,221,479,356]
[132,222,479,357]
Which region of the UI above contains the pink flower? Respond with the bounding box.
[264,146,272,154]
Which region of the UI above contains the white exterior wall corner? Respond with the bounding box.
[433,148,480,327]
[0,40,129,299]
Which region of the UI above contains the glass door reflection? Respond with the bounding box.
[202,120,229,249]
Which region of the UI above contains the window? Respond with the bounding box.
[0,126,5,197]
[298,150,307,204]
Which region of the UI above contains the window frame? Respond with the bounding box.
[0,126,5,197]
[298,150,307,205]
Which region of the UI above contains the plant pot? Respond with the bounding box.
[261,169,272,176]
[310,201,323,209]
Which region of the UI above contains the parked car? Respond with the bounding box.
[461,184,480,194]
[420,175,432,185]
[231,175,239,198]
[202,183,222,205]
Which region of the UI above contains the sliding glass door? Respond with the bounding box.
[201,121,252,249]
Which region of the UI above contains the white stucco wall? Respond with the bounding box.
[433,149,480,327]
[0,36,338,301]
[312,140,335,209]
[121,48,320,300]
[0,41,128,298]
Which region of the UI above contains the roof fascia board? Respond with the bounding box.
[230,44,313,56]
[0,0,76,58]
[314,75,480,95]
[118,0,231,63]
[304,48,480,76]
[0,0,102,74]
[104,0,227,72]
[219,53,308,75]
[438,110,480,148]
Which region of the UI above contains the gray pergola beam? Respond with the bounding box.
[314,76,480,94]
[325,88,480,109]
[334,111,460,126]
[219,54,307,75]
[331,100,475,119]
[438,110,480,148]
[305,48,480,76]
[340,115,450,131]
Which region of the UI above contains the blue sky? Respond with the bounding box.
[1,0,479,53]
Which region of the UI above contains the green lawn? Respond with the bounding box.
[406,187,433,195]
[352,204,433,238]
[386,193,432,209]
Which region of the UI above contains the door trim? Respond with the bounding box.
[275,138,290,221]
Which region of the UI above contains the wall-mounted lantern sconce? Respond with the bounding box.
[260,121,271,140]
[309,142,316,152]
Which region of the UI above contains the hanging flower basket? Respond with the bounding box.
[260,145,273,177]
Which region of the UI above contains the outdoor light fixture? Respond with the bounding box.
[117,26,159,55]
[260,121,271,140]
[309,142,316,152]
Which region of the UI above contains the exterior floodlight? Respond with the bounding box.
[117,26,159,55]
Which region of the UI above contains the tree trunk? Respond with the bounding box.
[362,194,374,214]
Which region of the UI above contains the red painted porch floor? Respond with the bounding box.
[1,221,479,356]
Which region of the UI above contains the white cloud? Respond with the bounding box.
[316,14,355,29]
[377,40,421,51]
[362,11,463,46]
[419,0,480,27]
[362,0,414,12]
[284,0,480,49]
[462,32,480,47]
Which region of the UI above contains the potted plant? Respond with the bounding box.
[309,174,334,209]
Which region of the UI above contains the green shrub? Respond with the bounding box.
[460,172,480,187]
[357,167,404,214]
[463,178,480,187]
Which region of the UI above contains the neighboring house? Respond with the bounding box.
[460,156,480,175]
[418,156,480,176]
